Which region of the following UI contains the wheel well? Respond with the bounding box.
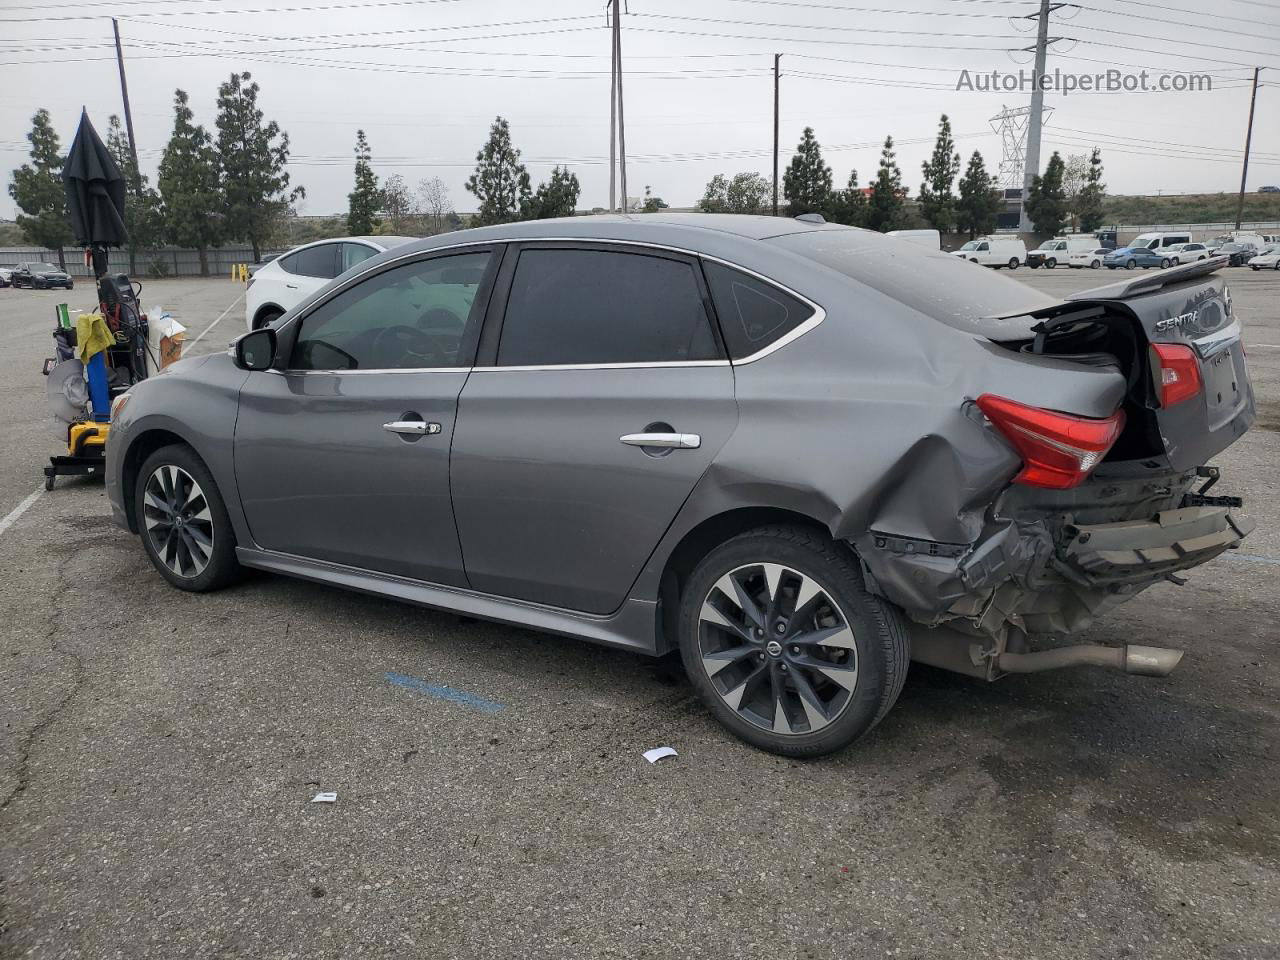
[656,507,833,654]
[252,304,283,329]
[120,429,188,532]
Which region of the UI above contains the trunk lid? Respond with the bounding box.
[1004,258,1255,471]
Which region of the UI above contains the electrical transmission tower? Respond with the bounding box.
[990,103,1055,191]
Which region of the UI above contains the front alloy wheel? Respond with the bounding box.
[143,464,215,578]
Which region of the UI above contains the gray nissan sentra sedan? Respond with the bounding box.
[106,214,1255,756]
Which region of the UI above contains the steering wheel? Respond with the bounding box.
[370,324,438,368]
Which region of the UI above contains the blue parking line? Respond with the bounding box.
[385,672,505,714]
[1229,553,1280,566]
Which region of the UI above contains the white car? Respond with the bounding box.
[1067,247,1109,269]
[245,236,415,331]
[1248,244,1280,270]
[1163,242,1210,265]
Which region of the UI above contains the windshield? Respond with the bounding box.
[1221,244,1243,252]
[1036,241,1059,250]
[30,263,60,273]
[771,228,1057,338]
[958,241,980,251]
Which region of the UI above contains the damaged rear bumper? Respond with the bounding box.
[855,476,1254,643]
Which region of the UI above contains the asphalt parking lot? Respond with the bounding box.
[1,264,1278,960]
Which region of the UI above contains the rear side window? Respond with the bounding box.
[286,244,338,279]
[342,242,378,272]
[497,248,720,366]
[702,261,814,360]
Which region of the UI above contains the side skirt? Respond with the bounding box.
[234,547,661,655]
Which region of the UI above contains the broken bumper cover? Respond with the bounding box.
[857,504,1253,638]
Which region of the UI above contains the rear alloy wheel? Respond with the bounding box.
[1161,258,1172,269]
[1008,257,1020,269]
[136,444,241,592]
[679,526,910,757]
[1126,258,1137,270]
[1091,259,1101,269]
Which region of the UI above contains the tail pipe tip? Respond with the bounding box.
[997,643,1184,677]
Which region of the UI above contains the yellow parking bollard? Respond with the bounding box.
[231,265,237,281]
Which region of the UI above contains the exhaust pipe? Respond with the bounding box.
[998,644,1183,677]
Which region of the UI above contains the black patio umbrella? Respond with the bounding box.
[62,109,127,278]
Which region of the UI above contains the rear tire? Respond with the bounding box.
[135,444,241,592]
[1008,257,1019,269]
[1126,258,1137,270]
[678,525,910,758]
[1161,258,1172,269]
[253,308,283,331]
[1090,260,1101,269]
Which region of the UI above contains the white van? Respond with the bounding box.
[886,228,941,250]
[1027,236,1097,269]
[1231,232,1267,251]
[1128,232,1193,251]
[953,236,1028,269]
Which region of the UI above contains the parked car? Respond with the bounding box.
[1103,246,1171,270]
[1067,247,1109,269]
[1216,242,1258,267]
[952,235,1026,269]
[1127,232,1192,251]
[1258,185,1279,193]
[11,262,73,289]
[0,264,15,287]
[106,216,1255,757]
[1248,244,1280,270]
[245,236,416,330]
[1027,237,1095,269]
[1165,242,1210,265]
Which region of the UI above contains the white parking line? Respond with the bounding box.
[0,487,44,539]
[188,290,246,347]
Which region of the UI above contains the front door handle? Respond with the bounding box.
[620,432,701,449]
[384,420,441,436]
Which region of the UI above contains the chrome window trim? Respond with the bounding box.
[278,235,825,373]
[263,367,472,377]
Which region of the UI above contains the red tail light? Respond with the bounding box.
[976,394,1125,490]
[1150,343,1202,408]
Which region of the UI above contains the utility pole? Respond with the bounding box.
[608,3,617,214]
[773,54,781,216]
[616,5,627,214]
[111,18,142,195]
[1235,67,1261,231]
[1019,0,1052,232]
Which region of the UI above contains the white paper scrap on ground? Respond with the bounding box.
[310,792,338,803]
[643,747,678,764]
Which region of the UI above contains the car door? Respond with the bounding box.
[234,246,499,585]
[450,242,738,615]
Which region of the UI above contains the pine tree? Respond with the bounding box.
[782,127,832,217]
[106,115,165,274]
[918,115,962,233]
[157,90,222,275]
[214,72,302,260]
[521,165,580,220]
[465,117,531,227]
[828,169,867,227]
[8,109,73,268]
[956,151,1002,239]
[865,136,905,232]
[1076,147,1107,233]
[1025,151,1069,236]
[347,130,381,235]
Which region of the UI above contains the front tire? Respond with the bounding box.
[135,444,241,592]
[678,526,910,758]
[1046,257,1057,269]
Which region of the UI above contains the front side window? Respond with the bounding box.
[290,251,491,371]
[977,242,990,251]
[702,261,814,360]
[496,248,719,367]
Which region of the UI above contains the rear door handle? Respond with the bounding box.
[620,432,701,449]
[384,420,441,436]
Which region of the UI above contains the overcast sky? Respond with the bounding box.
[2,0,1277,219]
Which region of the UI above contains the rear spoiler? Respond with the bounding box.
[1065,256,1229,302]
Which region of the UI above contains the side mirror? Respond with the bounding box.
[234,328,277,371]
